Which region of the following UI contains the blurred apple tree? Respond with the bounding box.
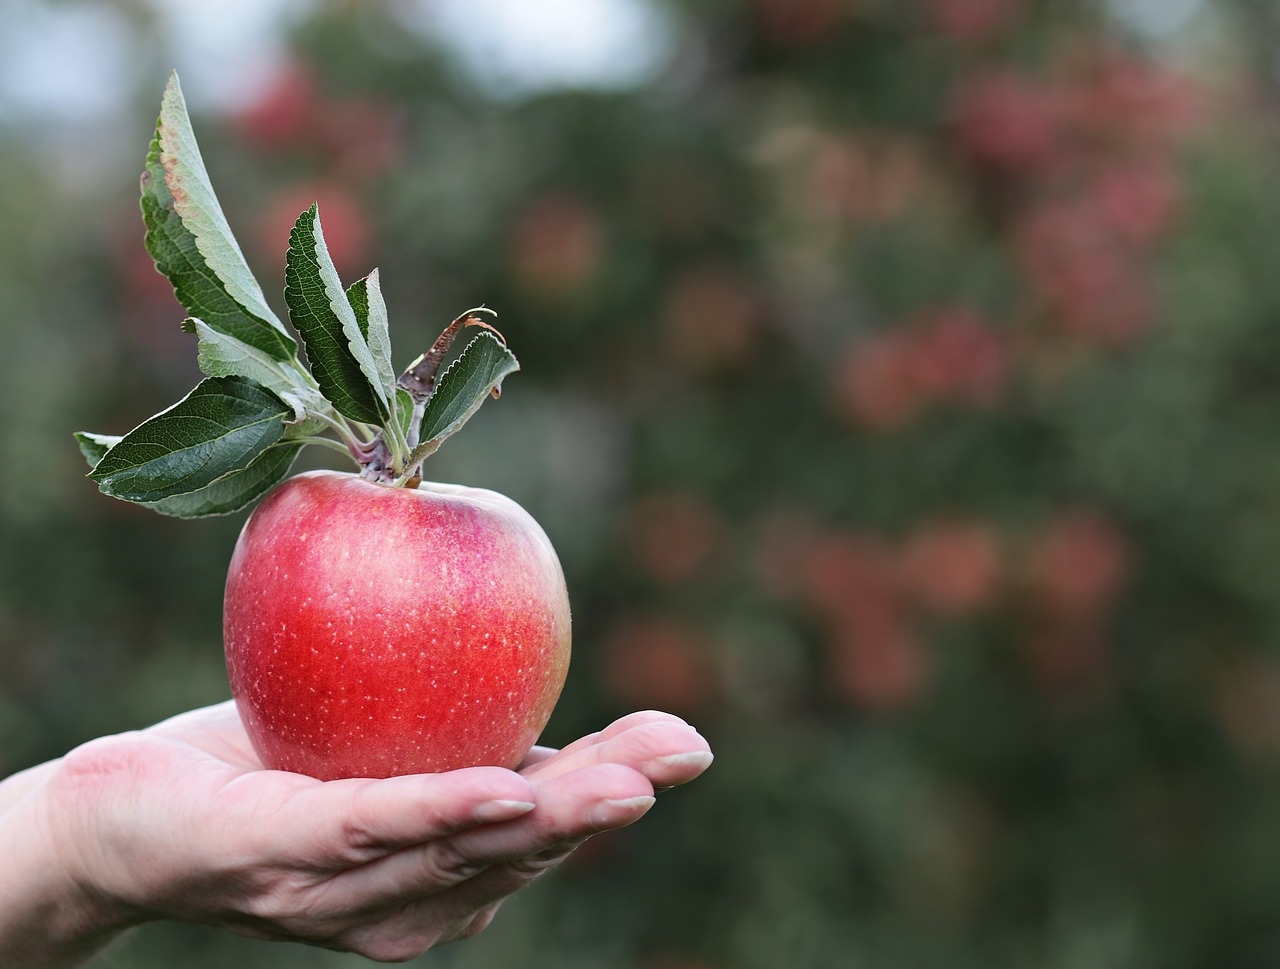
[6,0,1280,966]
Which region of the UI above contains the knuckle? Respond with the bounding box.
[424,839,485,883]
[340,814,382,853]
[342,784,386,852]
[238,879,300,925]
[505,842,578,878]
[452,904,501,942]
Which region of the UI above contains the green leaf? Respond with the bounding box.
[285,204,387,425]
[183,318,298,398]
[143,444,301,518]
[89,376,291,503]
[73,432,122,470]
[394,387,415,443]
[415,332,520,459]
[143,73,295,360]
[351,269,397,406]
[346,275,370,339]
[189,321,324,429]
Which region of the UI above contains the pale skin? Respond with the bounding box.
[0,702,713,965]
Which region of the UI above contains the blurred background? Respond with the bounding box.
[5,0,1280,965]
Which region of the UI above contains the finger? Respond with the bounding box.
[273,767,537,868]
[422,759,668,919]
[328,897,506,962]
[466,761,656,852]
[516,745,559,770]
[443,899,503,944]
[424,843,581,925]
[368,850,564,954]
[533,710,691,765]
[326,763,654,909]
[521,719,712,790]
[598,709,691,733]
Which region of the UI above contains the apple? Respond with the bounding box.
[223,470,572,780]
[79,74,569,782]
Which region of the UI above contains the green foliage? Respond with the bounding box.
[414,331,521,461]
[142,74,294,360]
[141,444,303,519]
[81,72,517,516]
[283,202,389,424]
[86,376,291,503]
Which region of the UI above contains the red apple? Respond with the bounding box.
[223,469,571,780]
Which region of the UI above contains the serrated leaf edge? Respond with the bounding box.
[311,207,391,417]
[406,332,520,470]
[88,377,291,502]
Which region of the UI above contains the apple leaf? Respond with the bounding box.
[89,376,292,503]
[347,270,397,401]
[73,431,123,469]
[394,387,415,443]
[285,204,388,425]
[412,332,520,464]
[79,422,300,515]
[346,275,370,340]
[78,76,520,510]
[144,73,295,361]
[143,444,302,518]
[182,317,303,399]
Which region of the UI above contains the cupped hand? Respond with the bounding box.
[20,701,712,963]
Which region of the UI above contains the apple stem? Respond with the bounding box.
[406,398,427,451]
[288,436,354,457]
[381,408,413,476]
[307,409,368,458]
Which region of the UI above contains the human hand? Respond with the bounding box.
[0,701,712,966]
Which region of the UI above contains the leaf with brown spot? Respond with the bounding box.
[143,72,295,361]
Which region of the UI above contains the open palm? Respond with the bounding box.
[42,700,712,961]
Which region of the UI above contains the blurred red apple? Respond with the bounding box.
[224,470,572,780]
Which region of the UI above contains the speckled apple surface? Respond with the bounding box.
[224,469,571,780]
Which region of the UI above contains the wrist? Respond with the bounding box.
[0,760,149,969]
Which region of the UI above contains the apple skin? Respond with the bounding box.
[223,469,571,780]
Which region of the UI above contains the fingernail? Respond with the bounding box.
[587,795,656,828]
[473,799,537,823]
[647,751,714,773]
